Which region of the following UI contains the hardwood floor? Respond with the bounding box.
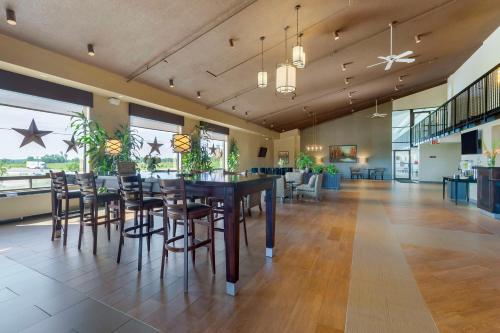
[1,181,500,332]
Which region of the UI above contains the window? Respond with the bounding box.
[130,116,179,173]
[0,89,86,190]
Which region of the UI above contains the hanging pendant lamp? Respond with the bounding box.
[306,112,322,152]
[276,26,296,94]
[257,36,268,88]
[292,5,306,69]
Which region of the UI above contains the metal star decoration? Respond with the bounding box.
[147,137,163,155]
[12,119,53,148]
[209,144,217,156]
[63,135,78,153]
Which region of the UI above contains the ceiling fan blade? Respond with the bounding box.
[384,60,393,71]
[367,61,387,68]
[395,58,415,63]
[378,56,389,60]
[395,50,413,58]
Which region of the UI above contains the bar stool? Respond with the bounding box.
[75,172,122,255]
[207,196,248,246]
[158,177,215,292]
[49,170,82,246]
[117,174,164,271]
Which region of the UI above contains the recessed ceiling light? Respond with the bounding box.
[87,44,95,56]
[169,78,174,88]
[270,124,274,128]
[197,91,201,99]
[334,30,341,40]
[414,34,422,44]
[6,9,16,26]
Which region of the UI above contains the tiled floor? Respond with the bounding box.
[1,181,500,332]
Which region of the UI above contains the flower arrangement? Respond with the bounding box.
[483,141,500,167]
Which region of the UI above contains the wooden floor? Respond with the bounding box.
[1,181,500,332]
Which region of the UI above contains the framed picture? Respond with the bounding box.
[329,145,357,163]
[278,151,289,165]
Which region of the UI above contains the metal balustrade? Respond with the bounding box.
[412,64,500,145]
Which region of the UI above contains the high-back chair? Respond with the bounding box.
[49,170,82,245]
[158,177,215,291]
[75,172,122,254]
[373,168,385,180]
[117,173,163,271]
[350,167,364,179]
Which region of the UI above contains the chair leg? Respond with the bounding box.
[92,202,98,255]
[209,213,215,275]
[259,203,262,213]
[63,198,69,246]
[190,219,196,265]
[147,210,151,253]
[133,210,138,234]
[117,202,125,264]
[106,203,111,241]
[138,209,143,271]
[51,192,56,241]
[78,199,84,250]
[173,219,177,237]
[241,200,248,247]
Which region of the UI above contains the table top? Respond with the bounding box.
[443,176,477,183]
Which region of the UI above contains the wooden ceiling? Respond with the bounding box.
[0,0,499,131]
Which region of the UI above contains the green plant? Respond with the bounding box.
[325,164,339,175]
[311,164,324,174]
[227,138,240,172]
[0,159,7,176]
[296,152,314,170]
[181,125,213,173]
[143,155,161,173]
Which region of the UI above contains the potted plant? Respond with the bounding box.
[181,124,213,174]
[296,152,314,172]
[227,138,240,172]
[311,164,324,174]
[483,140,500,167]
[143,154,161,175]
[323,164,341,190]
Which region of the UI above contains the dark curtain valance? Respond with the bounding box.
[200,121,229,135]
[0,69,93,107]
[129,103,184,126]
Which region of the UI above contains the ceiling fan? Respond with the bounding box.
[367,23,415,71]
[370,99,387,118]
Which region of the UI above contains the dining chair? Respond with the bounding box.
[373,168,385,180]
[158,177,215,290]
[75,172,122,254]
[117,173,164,271]
[49,170,82,246]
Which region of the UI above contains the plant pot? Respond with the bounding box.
[322,173,341,190]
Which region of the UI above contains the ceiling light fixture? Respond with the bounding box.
[398,75,404,82]
[169,78,174,88]
[257,36,268,88]
[270,124,274,128]
[232,105,237,111]
[306,111,323,152]
[292,5,306,69]
[6,8,16,25]
[334,30,341,40]
[229,38,235,47]
[87,44,95,56]
[197,91,201,98]
[414,34,422,44]
[341,63,348,71]
[344,77,351,85]
[276,26,296,94]
[348,91,355,98]
[394,85,399,91]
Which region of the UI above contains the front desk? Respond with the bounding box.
[476,167,500,218]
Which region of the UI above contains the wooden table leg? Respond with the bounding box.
[442,178,446,200]
[224,186,240,296]
[265,180,276,258]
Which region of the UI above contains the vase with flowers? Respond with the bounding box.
[483,141,500,167]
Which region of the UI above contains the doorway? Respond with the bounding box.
[393,150,411,180]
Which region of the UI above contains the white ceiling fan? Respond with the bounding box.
[370,99,387,118]
[367,23,415,71]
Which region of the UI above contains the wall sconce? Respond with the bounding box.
[105,139,122,156]
[358,156,368,164]
[172,134,192,153]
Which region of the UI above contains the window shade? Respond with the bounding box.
[129,103,184,126]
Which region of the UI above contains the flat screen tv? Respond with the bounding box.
[461,130,481,154]
[258,147,268,157]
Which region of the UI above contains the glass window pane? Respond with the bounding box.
[392,110,410,127]
[131,126,178,171]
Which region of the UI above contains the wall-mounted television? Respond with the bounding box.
[461,130,481,155]
[258,147,268,157]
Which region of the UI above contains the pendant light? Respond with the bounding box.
[292,5,306,69]
[306,111,323,152]
[257,36,268,88]
[276,26,296,94]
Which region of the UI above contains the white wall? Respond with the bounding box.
[393,84,448,110]
[419,143,461,182]
[447,27,500,98]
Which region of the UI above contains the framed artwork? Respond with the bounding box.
[329,145,357,163]
[278,151,289,165]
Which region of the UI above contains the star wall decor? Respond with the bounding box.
[148,137,163,155]
[63,135,78,153]
[12,119,53,148]
[209,144,217,156]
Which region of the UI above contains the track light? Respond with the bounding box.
[349,99,353,105]
[232,105,236,111]
[197,91,201,99]
[341,63,347,71]
[87,44,95,56]
[394,85,400,91]
[245,111,249,116]
[229,38,235,47]
[414,34,422,44]
[6,8,16,25]
[334,30,341,40]
[348,91,355,98]
[398,76,403,82]
[169,78,174,88]
[344,77,351,85]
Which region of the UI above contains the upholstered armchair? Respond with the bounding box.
[296,174,323,201]
[275,176,292,202]
[285,171,304,185]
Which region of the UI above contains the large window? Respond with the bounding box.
[202,131,227,170]
[0,89,86,190]
[130,116,179,172]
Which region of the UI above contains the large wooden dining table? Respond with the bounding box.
[100,172,279,296]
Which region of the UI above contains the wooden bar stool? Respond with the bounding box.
[207,196,248,246]
[75,172,122,255]
[117,174,164,271]
[49,170,82,246]
[158,177,215,292]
